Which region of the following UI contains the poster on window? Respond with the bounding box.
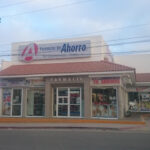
[92,88,117,118]
[128,92,150,112]
[2,89,11,115]
[140,93,150,111]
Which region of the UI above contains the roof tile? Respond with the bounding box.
[136,73,150,82]
[0,61,135,77]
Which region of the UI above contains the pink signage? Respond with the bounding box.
[92,78,120,85]
[21,43,38,62]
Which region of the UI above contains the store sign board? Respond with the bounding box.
[49,76,83,83]
[0,79,45,87]
[0,79,28,87]
[92,77,120,85]
[18,40,91,62]
[28,79,45,87]
[136,87,150,92]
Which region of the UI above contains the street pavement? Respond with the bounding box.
[0,129,149,150]
[0,116,149,150]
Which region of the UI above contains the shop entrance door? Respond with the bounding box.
[56,87,81,117]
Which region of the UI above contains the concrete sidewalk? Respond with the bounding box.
[0,115,148,131]
[0,121,147,131]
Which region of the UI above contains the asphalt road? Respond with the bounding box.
[0,129,149,150]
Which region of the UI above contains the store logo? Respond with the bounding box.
[21,43,38,62]
[61,43,86,53]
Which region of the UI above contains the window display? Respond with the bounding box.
[92,88,117,118]
[128,92,140,111]
[140,93,150,111]
[128,92,150,112]
[27,88,45,116]
[2,88,22,116]
[2,89,11,116]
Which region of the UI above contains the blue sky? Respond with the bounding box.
[0,0,150,61]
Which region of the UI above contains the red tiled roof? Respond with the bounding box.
[0,61,135,77]
[136,73,150,82]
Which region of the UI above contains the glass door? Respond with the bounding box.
[56,87,81,117]
[70,88,81,117]
[57,88,68,116]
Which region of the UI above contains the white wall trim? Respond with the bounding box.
[0,70,135,79]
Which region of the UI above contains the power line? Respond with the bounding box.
[0,38,150,53]
[0,37,150,54]
[0,48,150,58]
[0,30,150,47]
[1,0,95,18]
[1,39,150,56]
[51,24,150,39]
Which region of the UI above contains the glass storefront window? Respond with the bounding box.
[27,88,45,116]
[70,88,80,116]
[58,105,68,116]
[12,89,22,116]
[128,92,139,111]
[54,87,81,117]
[2,89,11,116]
[128,92,150,112]
[140,93,150,111]
[58,88,68,96]
[2,88,22,116]
[92,88,117,118]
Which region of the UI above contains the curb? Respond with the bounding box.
[0,126,121,131]
[0,125,145,131]
[0,118,146,125]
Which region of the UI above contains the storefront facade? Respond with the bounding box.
[128,73,150,113]
[1,35,148,120]
[0,67,135,120]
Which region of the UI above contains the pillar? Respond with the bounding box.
[45,79,53,118]
[22,88,27,117]
[84,77,91,118]
[118,87,125,119]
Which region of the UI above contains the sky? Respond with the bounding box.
[0,0,150,61]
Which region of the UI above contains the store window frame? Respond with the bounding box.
[91,87,118,119]
[128,91,150,112]
[55,87,82,118]
[26,87,45,117]
[2,88,23,117]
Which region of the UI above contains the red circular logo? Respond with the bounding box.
[21,43,38,62]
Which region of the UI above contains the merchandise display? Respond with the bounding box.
[92,88,117,118]
[128,92,150,112]
[27,88,45,116]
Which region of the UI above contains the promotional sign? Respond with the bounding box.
[0,79,45,87]
[0,79,28,87]
[2,89,11,115]
[91,77,120,85]
[49,76,83,83]
[18,40,91,62]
